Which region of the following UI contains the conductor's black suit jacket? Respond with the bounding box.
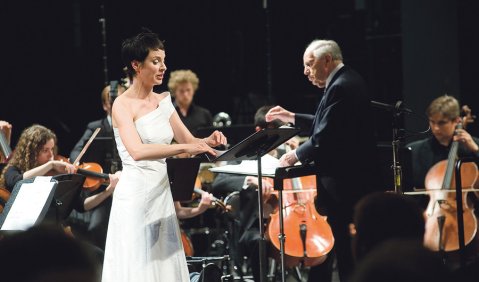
[294,65,379,207]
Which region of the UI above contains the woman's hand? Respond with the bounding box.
[204,130,227,147]
[197,192,213,213]
[51,160,77,174]
[106,171,122,193]
[184,142,217,156]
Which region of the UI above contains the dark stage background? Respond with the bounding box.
[1,1,479,179]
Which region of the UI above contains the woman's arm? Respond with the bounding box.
[83,171,121,211]
[112,96,217,161]
[23,160,76,180]
[174,193,213,219]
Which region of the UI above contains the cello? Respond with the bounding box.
[424,106,478,252]
[266,165,334,267]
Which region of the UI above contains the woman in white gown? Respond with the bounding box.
[101,29,226,282]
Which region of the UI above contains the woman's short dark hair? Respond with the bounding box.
[121,28,165,79]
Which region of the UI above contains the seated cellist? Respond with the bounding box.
[407,95,479,191]
[407,95,479,270]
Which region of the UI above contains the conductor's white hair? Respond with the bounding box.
[305,40,343,61]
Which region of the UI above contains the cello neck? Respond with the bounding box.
[442,123,462,189]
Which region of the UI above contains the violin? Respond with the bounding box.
[0,187,10,213]
[53,155,110,191]
[424,106,478,252]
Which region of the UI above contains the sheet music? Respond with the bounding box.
[1,177,56,231]
[209,153,279,177]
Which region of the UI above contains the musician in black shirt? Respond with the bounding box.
[167,69,213,135]
[407,95,479,190]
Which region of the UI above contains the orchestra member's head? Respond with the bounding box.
[167,69,200,111]
[122,29,166,87]
[350,192,425,261]
[101,84,126,116]
[0,124,57,188]
[254,105,284,131]
[426,95,460,146]
[303,39,343,88]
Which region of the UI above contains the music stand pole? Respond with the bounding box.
[257,152,267,282]
[206,128,301,282]
[277,172,286,282]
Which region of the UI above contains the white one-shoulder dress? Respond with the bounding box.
[102,94,189,282]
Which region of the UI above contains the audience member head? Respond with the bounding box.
[351,191,425,261]
[350,238,450,282]
[168,69,200,109]
[0,224,100,282]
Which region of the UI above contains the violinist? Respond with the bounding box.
[0,124,120,213]
[69,83,126,250]
[174,192,214,220]
[167,69,213,136]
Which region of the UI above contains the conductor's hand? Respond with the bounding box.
[265,106,295,125]
[279,150,299,167]
[204,130,227,147]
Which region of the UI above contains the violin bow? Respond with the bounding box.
[72,128,102,166]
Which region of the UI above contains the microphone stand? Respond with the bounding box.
[371,100,411,194]
[99,4,108,86]
[109,81,121,173]
[391,101,404,194]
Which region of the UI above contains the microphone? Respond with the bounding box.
[371,100,413,114]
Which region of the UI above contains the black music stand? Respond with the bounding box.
[46,174,86,224]
[207,128,300,282]
[196,124,255,147]
[0,177,57,232]
[166,157,202,202]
